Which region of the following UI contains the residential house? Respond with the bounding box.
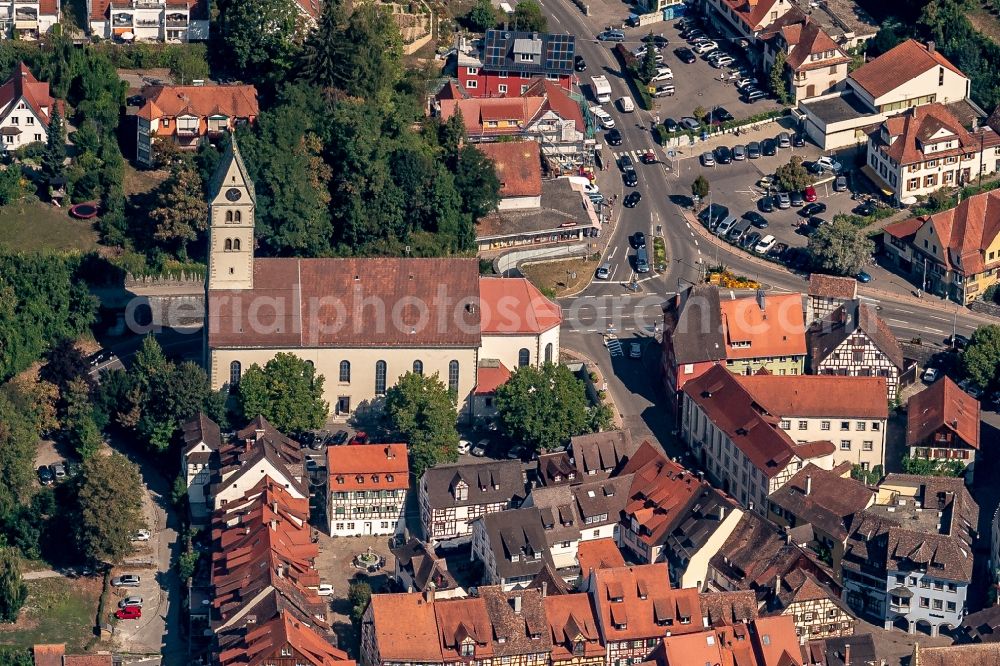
[806,275,857,323]
[420,459,525,543]
[765,568,857,642]
[906,376,980,467]
[787,0,878,50]
[218,610,355,666]
[544,593,605,666]
[586,564,703,663]
[699,589,759,626]
[801,634,882,666]
[767,464,876,576]
[456,30,575,98]
[328,444,409,537]
[761,11,850,101]
[391,538,465,599]
[616,441,744,589]
[680,365,837,515]
[88,0,208,42]
[472,507,555,589]
[205,140,563,421]
[841,474,978,636]
[659,616,805,666]
[434,595,496,666]
[436,79,587,168]
[954,604,1000,643]
[807,300,909,404]
[136,83,258,165]
[737,373,890,469]
[910,644,1000,666]
[536,430,637,487]
[0,63,60,152]
[361,592,444,666]
[181,412,222,522]
[705,0,794,43]
[478,140,543,211]
[206,415,308,510]
[479,587,553,666]
[576,538,626,578]
[882,189,1000,304]
[32,645,113,666]
[661,286,807,409]
[0,0,59,41]
[848,40,970,116]
[865,102,1000,205]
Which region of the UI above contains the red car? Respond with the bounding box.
[115,606,141,620]
[349,432,369,445]
[640,150,657,164]
[804,186,817,202]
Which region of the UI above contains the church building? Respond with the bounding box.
[204,140,562,421]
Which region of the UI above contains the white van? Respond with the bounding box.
[617,96,635,113]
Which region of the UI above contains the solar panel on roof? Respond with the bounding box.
[544,33,575,72]
[484,30,512,68]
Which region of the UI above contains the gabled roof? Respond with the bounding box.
[391,538,461,593]
[898,189,1000,275]
[0,63,56,126]
[570,430,637,480]
[327,444,409,492]
[479,507,555,581]
[182,412,223,455]
[576,538,626,574]
[871,103,996,167]
[850,39,965,100]
[719,292,807,360]
[479,586,553,655]
[699,590,758,627]
[439,79,584,137]
[663,284,726,365]
[544,593,604,659]
[591,564,702,641]
[210,137,256,201]
[767,464,874,541]
[434,597,494,660]
[421,459,524,509]
[480,30,575,76]
[138,84,258,123]
[781,19,848,72]
[218,610,354,666]
[32,644,65,666]
[737,372,889,419]
[367,594,443,662]
[906,376,980,449]
[808,274,857,301]
[716,0,787,31]
[807,299,906,371]
[911,643,1000,666]
[475,359,512,395]
[479,277,562,334]
[478,141,543,198]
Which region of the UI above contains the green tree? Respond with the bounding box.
[640,34,658,83]
[150,162,208,260]
[775,156,814,192]
[41,106,66,186]
[691,174,710,199]
[468,0,499,31]
[329,3,404,102]
[64,377,102,459]
[0,647,32,666]
[238,353,328,433]
[901,456,965,478]
[769,50,790,104]
[511,0,546,32]
[494,364,599,454]
[73,453,145,565]
[383,372,459,477]
[0,546,27,623]
[40,338,91,396]
[219,0,305,80]
[455,144,501,223]
[807,219,874,277]
[0,388,41,516]
[961,325,1000,389]
[0,165,24,206]
[168,45,210,85]
[299,0,347,89]
[348,579,371,626]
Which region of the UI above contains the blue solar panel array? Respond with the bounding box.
[482,30,575,75]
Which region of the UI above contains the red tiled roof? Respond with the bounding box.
[478,141,543,198]
[475,361,511,395]
[218,610,353,666]
[905,189,1000,275]
[619,443,705,545]
[434,597,494,660]
[782,20,848,72]
[479,277,562,334]
[208,258,483,348]
[523,78,586,129]
[438,79,583,138]
[0,63,56,127]
[576,538,626,574]
[32,644,65,666]
[883,216,925,242]
[368,593,444,662]
[718,0,787,31]
[592,565,702,641]
[719,293,806,360]
[907,376,980,450]
[808,274,857,300]
[138,84,258,122]
[736,374,888,419]
[874,103,995,167]
[545,593,604,660]
[327,444,409,492]
[850,39,965,100]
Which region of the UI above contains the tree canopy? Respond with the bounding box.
[150,162,208,261]
[383,372,459,476]
[511,0,547,32]
[691,175,710,199]
[961,324,1000,389]
[774,156,814,192]
[218,0,306,82]
[494,364,606,453]
[468,0,499,32]
[0,546,26,623]
[238,353,328,433]
[807,219,874,276]
[73,453,145,565]
[769,50,790,104]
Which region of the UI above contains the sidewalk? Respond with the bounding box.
[561,346,625,430]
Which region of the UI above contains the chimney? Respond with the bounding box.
[952,419,959,429]
[928,40,936,53]
[270,519,277,531]
[512,595,522,614]
[844,643,851,666]
[774,574,781,597]
[276,564,285,577]
[424,582,436,604]
[718,505,726,521]
[385,446,393,459]
[805,475,812,496]
[541,581,548,598]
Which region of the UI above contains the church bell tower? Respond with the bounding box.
[208,138,255,291]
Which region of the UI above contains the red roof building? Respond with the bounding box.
[478,141,543,210]
[907,376,980,465]
[0,63,62,153]
[455,30,575,99]
[849,40,968,112]
[328,444,409,537]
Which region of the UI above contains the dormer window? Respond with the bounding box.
[573,640,585,656]
[460,638,475,657]
[386,474,393,482]
[336,476,345,485]
[372,474,379,483]
[356,475,364,484]
[511,554,520,562]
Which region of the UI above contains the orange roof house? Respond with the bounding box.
[545,593,605,664]
[218,610,355,666]
[479,277,563,335]
[576,538,626,574]
[907,376,980,464]
[850,39,966,103]
[478,141,543,202]
[718,292,807,361]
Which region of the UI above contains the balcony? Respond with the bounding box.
[111,13,133,25]
[165,18,187,26]
[12,0,37,5]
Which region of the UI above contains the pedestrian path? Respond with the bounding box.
[606,335,623,357]
[612,149,658,164]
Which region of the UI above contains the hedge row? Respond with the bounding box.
[656,108,787,144]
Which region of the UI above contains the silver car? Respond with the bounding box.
[701,152,715,167]
[596,263,611,280]
[732,145,746,161]
[112,574,141,587]
[776,192,791,209]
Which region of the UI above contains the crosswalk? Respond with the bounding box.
[606,336,623,357]
[612,149,658,164]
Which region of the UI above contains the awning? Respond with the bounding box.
[860,164,894,197]
[121,31,135,40]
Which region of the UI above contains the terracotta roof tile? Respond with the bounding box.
[719,293,807,360]
[62,658,113,666]
[808,274,857,300]
[736,373,888,419]
[475,360,512,394]
[913,643,1000,666]
[576,538,626,574]
[906,376,980,450]
[218,610,352,666]
[0,63,56,127]
[619,443,707,545]
[850,39,965,100]
[479,587,552,656]
[478,141,543,198]
[368,593,443,662]
[32,644,65,666]
[717,0,787,30]
[138,84,258,121]
[905,189,1000,275]
[327,444,408,492]
[591,564,702,640]
[782,20,848,72]
[872,103,993,167]
[768,464,874,541]
[544,593,604,660]
[883,216,924,242]
[479,277,562,334]
[434,597,494,660]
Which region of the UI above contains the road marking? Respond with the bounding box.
[685,222,691,229]
[609,263,619,282]
[608,245,618,259]
[693,239,698,246]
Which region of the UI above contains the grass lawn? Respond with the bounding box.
[0,578,101,652]
[0,201,98,253]
[521,257,598,297]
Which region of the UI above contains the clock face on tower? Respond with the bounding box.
[225,188,242,202]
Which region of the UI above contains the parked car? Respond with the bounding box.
[767,242,789,259]
[790,190,805,207]
[663,118,679,132]
[808,216,827,228]
[629,342,642,359]
[713,146,732,164]
[777,132,791,148]
[735,78,758,91]
[834,175,848,192]
[792,133,806,147]
[922,367,940,383]
[815,156,843,173]
[742,211,769,229]
[37,465,53,485]
[651,66,673,81]
[698,203,730,227]
[803,186,817,202]
[652,84,676,97]
[775,192,791,209]
[48,463,66,481]
[118,596,143,609]
[675,47,697,63]
[316,584,335,596]
[732,144,746,161]
[574,55,587,71]
[754,234,777,254]
[132,529,151,542]
[747,141,761,159]
[958,378,983,399]
[762,138,777,156]
[693,41,718,54]
[707,107,735,124]
[590,106,615,130]
[701,151,716,167]
[507,445,525,461]
[945,334,970,350]
[741,231,761,250]
[624,191,642,207]
[856,270,872,283]
[88,349,116,367]
[605,128,623,146]
[854,200,877,216]
[349,431,369,445]
[680,116,701,131]
[458,439,471,455]
[597,30,625,42]
[115,607,142,621]
[112,574,141,588]
[653,35,669,48]
[800,202,827,217]
[758,196,775,213]
[329,430,349,445]
[744,89,767,102]
[711,55,735,68]
[471,440,488,456]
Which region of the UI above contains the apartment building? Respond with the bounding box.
[841,475,978,636]
[766,569,857,642]
[906,377,980,467]
[705,0,794,42]
[328,444,409,537]
[0,0,59,40]
[807,300,909,404]
[760,10,850,102]
[88,0,208,42]
[680,366,836,515]
[736,373,890,470]
[456,30,575,98]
